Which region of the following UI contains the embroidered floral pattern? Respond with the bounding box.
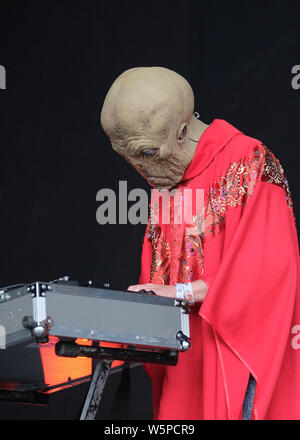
[176,231,204,283]
[146,144,295,284]
[204,145,264,239]
[147,222,170,284]
[261,146,294,213]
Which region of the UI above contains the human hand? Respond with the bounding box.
[127,283,176,299]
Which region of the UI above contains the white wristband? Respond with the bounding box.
[175,282,195,305]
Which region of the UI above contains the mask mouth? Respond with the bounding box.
[147,176,178,189]
[147,176,171,183]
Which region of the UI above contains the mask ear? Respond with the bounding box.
[178,123,188,141]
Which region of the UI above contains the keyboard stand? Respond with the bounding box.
[80,359,112,420]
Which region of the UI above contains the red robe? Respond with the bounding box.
[139,119,300,420]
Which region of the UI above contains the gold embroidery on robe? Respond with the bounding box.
[147,144,295,284]
[261,146,294,214]
[204,145,264,239]
[147,222,170,284]
[176,230,204,283]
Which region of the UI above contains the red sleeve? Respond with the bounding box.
[199,153,300,419]
[139,219,152,284]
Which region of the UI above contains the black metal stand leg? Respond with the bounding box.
[80,359,112,420]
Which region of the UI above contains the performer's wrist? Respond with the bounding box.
[175,282,195,305]
[191,279,209,303]
[175,280,209,304]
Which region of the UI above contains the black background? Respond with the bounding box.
[0,0,299,419]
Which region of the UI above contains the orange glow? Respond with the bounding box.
[39,337,125,389]
[75,338,92,346]
[39,336,92,387]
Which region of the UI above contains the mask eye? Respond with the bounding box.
[143,149,156,157]
[179,125,187,141]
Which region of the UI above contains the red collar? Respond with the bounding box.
[182,119,242,181]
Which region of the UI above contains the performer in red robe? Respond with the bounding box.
[137,118,300,419]
[101,67,300,420]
